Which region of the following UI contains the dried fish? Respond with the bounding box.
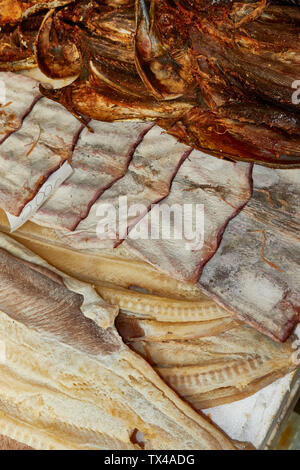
[0,72,41,144]
[29,0,300,167]
[56,125,191,250]
[0,434,33,450]
[40,71,196,124]
[2,1,299,166]
[96,283,231,322]
[32,120,152,231]
[116,312,239,341]
[35,9,82,79]
[0,96,82,216]
[0,16,41,70]
[0,218,205,300]
[0,0,75,25]
[135,0,195,99]
[0,233,237,450]
[124,323,297,409]
[126,150,252,282]
[199,164,300,342]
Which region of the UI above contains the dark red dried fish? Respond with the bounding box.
[1,0,300,167]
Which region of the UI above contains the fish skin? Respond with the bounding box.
[0,96,82,216]
[33,120,152,231]
[0,434,33,450]
[40,73,197,124]
[126,151,252,282]
[199,164,300,342]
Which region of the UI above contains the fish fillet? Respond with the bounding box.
[57,125,191,249]
[199,165,300,342]
[0,97,82,216]
[0,233,237,450]
[126,151,252,282]
[32,121,152,231]
[122,323,296,409]
[0,72,40,145]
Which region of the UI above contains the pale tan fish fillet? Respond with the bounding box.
[126,152,252,282]
[125,324,296,409]
[96,284,231,322]
[32,121,153,231]
[2,210,237,330]
[199,165,300,342]
[0,233,237,449]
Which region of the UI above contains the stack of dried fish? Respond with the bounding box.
[0,233,241,450]
[113,287,297,410]
[0,217,295,415]
[0,69,298,342]
[0,224,295,430]
[1,0,300,167]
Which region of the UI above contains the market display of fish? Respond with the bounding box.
[0,1,299,166]
[123,161,300,342]
[0,222,295,421]
[0,0,299,451]
[0,95,82,216]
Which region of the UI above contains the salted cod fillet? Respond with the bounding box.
[119,321,296,410]
[0,96,82,216]
[0,72,41,145]
[32,121,152,231]
[126,150,252,282]
[56,125,191,250]
[0,233,236,449]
